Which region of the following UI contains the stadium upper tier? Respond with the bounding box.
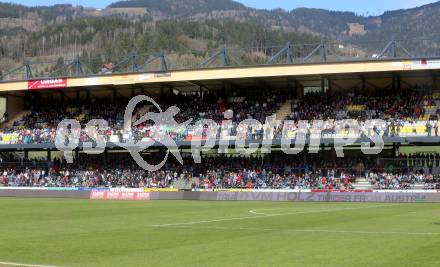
[1,86,440,146]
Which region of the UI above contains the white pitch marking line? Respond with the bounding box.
[161,225,440,236]
[248,206,352,215]
[0,261,63,267]
[152,204,397,227]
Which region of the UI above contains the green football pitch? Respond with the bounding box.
[0,198,439,267]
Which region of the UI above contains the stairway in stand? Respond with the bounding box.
[0,110,31,129]
[172,177,200,190]
[275,99,292,121]
[352,177,372,190]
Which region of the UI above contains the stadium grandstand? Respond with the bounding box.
[0,52,440,192]
[3,1,440,265]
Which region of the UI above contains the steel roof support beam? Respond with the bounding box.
[266,42,293,64]
[49,56,84,77]
[200,48,228,68]
[159,52,168,72]
[379,39,412,59]
[304,38,328,62]
[104,52,138,74]
[25,63,33,79]
[74,55,83,76]
[137,52,168,72]
[1,62,33,80]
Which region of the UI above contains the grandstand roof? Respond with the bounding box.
[0,58,439,94]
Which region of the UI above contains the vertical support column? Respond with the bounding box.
[221,48,228,67]
[393,143,400,157]
[391,41,397,58]
[112,89,117,103]
[75,150,79,168]
[61,91,65,106]
[361,77,366,94]
[392,74,396,91]
[294,80,298,99]
[75,55,83,76]
[320,38,327,62]
[295,80,303,100]
[131,52,137,72]
[104,149,108,166]
[25,63,33,80]
[24,150,29,161]
[47,149,51,162]
[286,42,293,64]
[159,52,167,72]
[76,90,80,102]
[86,89,91,103]
[328,77,332,94]
[227,83,233,97]
[288,79,293,99]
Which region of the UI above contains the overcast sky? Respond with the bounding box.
[4,0,438,15]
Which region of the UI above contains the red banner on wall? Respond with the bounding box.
[28,78,67,90]
[90,191,151,201]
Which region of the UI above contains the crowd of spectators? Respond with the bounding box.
[195,168,356,190]
[1,153,439,190]
[290,90,431,121]
[0,166,356,190]
[366,172,425,190]
[0,88,440,145]
[1,88,440,191]
[0,91,285,144]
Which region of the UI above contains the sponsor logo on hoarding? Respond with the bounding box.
[110,188,144,193]
[78,187,110,191]
[47,187,79,191]
[138,74,151,81]
[311,189,373,193]
[85,77,100,86]
[90,191,150,201]
[144,188,178,192]
[384,194,424,203]
[154,72,171,78]
[213,189,252,192]
[28,78,67,90]
[113,75,136,85]
[392,59,440,71]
